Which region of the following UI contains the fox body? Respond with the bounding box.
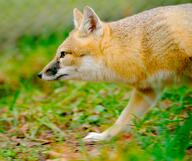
[39,4,192,142]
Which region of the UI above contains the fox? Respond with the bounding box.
[38,4,192,142]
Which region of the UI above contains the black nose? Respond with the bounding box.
[37,73,42,79]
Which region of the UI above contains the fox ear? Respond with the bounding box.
[80,6,103,36]
[73,8,83,29]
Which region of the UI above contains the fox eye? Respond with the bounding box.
[60,51,72,58]
[60,51,66,58]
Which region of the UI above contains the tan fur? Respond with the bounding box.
[39,4,192,142]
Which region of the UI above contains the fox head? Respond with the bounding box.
[38,6,120,82]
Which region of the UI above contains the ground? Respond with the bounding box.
[0,34,191,161]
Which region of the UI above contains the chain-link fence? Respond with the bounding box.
[0,0,191,49]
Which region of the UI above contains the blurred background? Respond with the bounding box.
[0,0,192,161]
[0,0,191,49]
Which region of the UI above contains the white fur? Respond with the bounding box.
[77,56,123,82]
[149,71,174,81]
[83,132,107,142]
[42,73,56,81]
[142,70,177,89]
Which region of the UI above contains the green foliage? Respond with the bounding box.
[133,87,192,161]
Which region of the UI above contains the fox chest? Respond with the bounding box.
[139,71,177,89]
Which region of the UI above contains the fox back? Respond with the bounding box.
[39,4,192,90]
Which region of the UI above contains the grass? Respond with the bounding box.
[0,33,191,161]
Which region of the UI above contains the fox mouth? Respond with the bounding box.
[56,74,69,80]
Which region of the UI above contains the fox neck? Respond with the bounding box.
[100,22,146,86]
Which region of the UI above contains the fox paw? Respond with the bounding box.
[83,132,107,142]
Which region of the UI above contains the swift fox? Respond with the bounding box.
[38,4,192,142]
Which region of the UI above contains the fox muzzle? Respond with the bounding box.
[38,60,60,80]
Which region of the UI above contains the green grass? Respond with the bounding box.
[0,33,191,161]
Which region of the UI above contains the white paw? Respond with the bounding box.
[83,132,106,142]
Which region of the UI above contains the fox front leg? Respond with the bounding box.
[83,88,158,142]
